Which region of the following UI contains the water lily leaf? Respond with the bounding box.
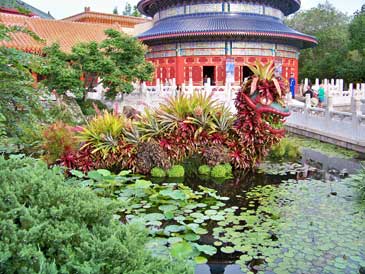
[118,170,131,176]
[214,241,223,247]
[195,256,208,264]
[160,189,187,200]
[184,233,200,241]
[167,237,183,244]
[144,213,165,221]
[87,170,103,181]
[159,204,178,212]
[135,179,152,189]
[205,209,217,216]
[164,211,174,220]
[191,212,205,219]
[221,246,235,254]
[194,244,217,256]
[210,215,225,221]
[96,169,111,176]
[170,241,194,259]
[164,225,185,234]
[70,170,84,178]
[146,220,162,227]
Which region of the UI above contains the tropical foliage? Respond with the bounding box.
[47,61,289,174]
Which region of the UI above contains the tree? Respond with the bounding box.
[349,4,365,52]
[132,5,142,17]
[36,29,153,100]
[113,6,119,15]
[0,24,44,135]
[122,3,132,16]
[285,1,350,81]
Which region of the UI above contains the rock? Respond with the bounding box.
[123,106,141,120]
[359,266,365,274]
[224,264,245,274]
[195,264,211,274]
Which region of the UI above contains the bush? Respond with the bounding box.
[167,165,185,177]
[223,163,233,175]
[0,156,192,274]
[151,167,166,178]
[268,138,301,162]
[42,121,78,164]
[198,165,211,176]
[211,164,230,178]
[78,110,127,157]
[77,99,107,116]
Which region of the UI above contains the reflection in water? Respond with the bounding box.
[192,150,363,274]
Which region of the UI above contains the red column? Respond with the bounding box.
[176,56,184,86]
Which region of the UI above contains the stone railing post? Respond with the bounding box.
[325,96,333,119]
[349,83,354,97]
[305,93,311,108]
[156,79,161,93]
[141,81,147,95]
[188,78,193,94]
[351,97,361,140]
[304,94,311,126]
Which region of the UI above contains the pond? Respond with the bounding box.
[185,150,365,274]
[75,147,365,274]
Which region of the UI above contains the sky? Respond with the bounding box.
[25,0,364,19]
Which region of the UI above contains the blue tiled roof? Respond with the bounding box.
[138,0,301,17]
[138,13,316,49]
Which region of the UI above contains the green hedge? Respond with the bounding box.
[0,156,192,274]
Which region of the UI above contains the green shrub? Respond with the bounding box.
[269,138,301,162]
[77,99,107,116]
[151,167,166,178]
[42,121,78,164]
[0,156,192,274]
[167,165,185,177]
[198,165,211,176]
[210,164,233,178]
[223,163,233,175]
[211,164,227,178]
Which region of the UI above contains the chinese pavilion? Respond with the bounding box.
[137,0,317,86]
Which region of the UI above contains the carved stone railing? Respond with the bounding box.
[287,94,365,150]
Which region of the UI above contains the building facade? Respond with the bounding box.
[137,0,317,86]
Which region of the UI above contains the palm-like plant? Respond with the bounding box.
[78,110,126,158]
[137,108,163,141]
[244,60,288,106]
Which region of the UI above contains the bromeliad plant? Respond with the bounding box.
[233,60,290,168]
[56,60,290,174]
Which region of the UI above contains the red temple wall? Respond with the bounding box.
[147,55,298,87]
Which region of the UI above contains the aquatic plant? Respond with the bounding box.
[344,164,365,201]
[268,137,301,162]
[167,165,185,177]
[287,135,359,159]
[70,168,232,264]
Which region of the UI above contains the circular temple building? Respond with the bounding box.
[137,0,317,87]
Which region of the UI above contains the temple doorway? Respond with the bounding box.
[241,66,254,84]
[203,66,215,85]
